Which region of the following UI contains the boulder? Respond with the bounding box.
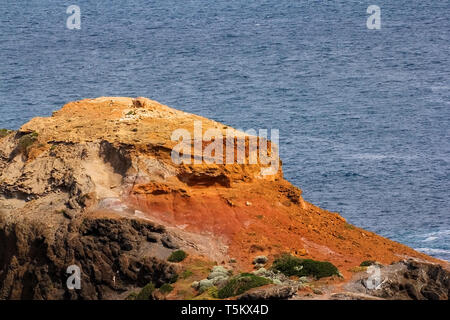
[348,259,450,300]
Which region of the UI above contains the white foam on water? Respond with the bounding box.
[421,229,450,239]
[416,247,450,256]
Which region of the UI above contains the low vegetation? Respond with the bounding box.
[125,292,138,300]
[0,129,12,138]
[17,132,38,153]
[167,258,216,300]
[168,250,187,263]
[349,266,367,273]
[217,273,272,299]
[360,260,376,267]
[207,286,219,299]
[159,283,174,294]
[271,254,339,279]
[127,282,174,300]
[135,282,156,300]
[181,270,193,279]
[169,273,179,283]
[191,286,220,300]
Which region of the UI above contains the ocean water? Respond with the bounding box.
[0,1,449,260]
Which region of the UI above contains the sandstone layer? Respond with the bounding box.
[0,97,447,299]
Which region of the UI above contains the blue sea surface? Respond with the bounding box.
[0,1,449,260]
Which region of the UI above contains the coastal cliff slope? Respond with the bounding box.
[0,97,447,300]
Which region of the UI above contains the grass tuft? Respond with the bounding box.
[0,129,12,138]
[168,250,187,263]
[360,260,376,267]
[181,270,193,279]
[17,132,38,154]
[159,283,174,294]
[136,282,155,300]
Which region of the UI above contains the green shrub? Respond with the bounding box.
[136,282,156,300]
[271,254,339,279]
[207,286,219,299]
[17,132,38,153]
[159,283,174,294]
[168,250,187,263]
[217,273,272,299]
[360,260,376,267]
[0,129,12,138]
[181,270,193,279]
[169,273,179,283]
[125,292,138,300]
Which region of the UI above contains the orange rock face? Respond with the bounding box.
[128,177,443,278]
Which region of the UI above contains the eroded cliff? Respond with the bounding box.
[0,97,447,299]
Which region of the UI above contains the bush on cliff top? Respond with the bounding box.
[271,254,339,279]
[0,129,12,138]
[168,250,187,263]
[217,273,272,299]
[17,132,38,153]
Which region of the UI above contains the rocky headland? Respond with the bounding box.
[0,97,448,300]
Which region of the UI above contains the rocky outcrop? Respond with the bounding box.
[342,259,449,300]
[0,214,178,299]
[0,97,448,300]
